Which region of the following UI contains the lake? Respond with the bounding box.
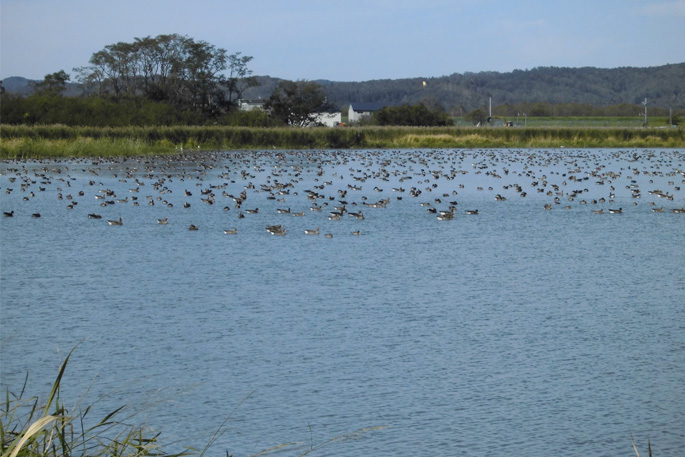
[1,148,684,457]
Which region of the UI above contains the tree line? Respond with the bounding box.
[2,34,683,127]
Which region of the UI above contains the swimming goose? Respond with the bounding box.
[224,228,238,235]
[304,227,320,235]
[609,208,623,214]
[107,217,123,226]
[3,210,14,217]
[592,209,604,214]
[31,213,41,218]
[465,209,479,215]
[351,230,361,236]
[437,206,456,220]
[188,224,199,231]
[267,225,286,236]
[157,217,168,224]
[88,213,102,219]
[652,207,665,213]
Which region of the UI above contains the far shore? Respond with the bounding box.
[1,124,683,159]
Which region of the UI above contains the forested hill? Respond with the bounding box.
[242,63,685,112]
[4,63,684,112]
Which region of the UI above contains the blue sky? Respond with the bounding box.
[1,0,684,82]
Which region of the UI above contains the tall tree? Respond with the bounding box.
[266,80,334,127]
[74,34,256,115]
[33,70,70,96]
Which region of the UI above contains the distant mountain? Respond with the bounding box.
[2,76,35,96]
[5,64,684,111]
[1,76,83,97]
[243,64,685,112]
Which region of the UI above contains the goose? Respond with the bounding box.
[88,213,102,219]
[292,211,305,217]
[224,228,238,235]
[188,224,199,231]
[609,208,623,214]
[3,210,14,217]
[157,217,169,224]
[592,209,604,214]
[324,233,333,238]
[437,206,456,221]
[277,208,291,214]
[267,225,286,236]
[107,217,123,226]
[465,209,479,215]
[351,230,361,236]
[652,207,665,213]
[31,213,41,218]
[245,208,259,214]
[304,227,320,235]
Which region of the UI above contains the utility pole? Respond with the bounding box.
[643,98,647,126]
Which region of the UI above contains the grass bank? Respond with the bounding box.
[1,125,683,159]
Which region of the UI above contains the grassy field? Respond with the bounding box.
[451,116,673,127]
[1,124,683,159]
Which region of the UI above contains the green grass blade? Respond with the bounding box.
[43,346,77,416]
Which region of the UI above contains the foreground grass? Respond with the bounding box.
[1,348,385,457]
[0,124,683,159]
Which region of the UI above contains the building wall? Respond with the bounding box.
[313,112,342,127]
[239,99,266,111]
[348,105,377,123]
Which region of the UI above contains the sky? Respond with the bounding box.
[1,0,684,82]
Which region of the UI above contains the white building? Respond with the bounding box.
[348,102,385,123]
[238,99,266,111]
[311,111,342,127]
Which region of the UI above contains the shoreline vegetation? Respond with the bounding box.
[1,124,683,159]
[1,348,386,457]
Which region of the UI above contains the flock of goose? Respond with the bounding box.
[2,149,684,237]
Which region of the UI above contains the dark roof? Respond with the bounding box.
[350,102,385,112]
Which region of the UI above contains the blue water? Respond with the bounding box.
[1,149,684,456]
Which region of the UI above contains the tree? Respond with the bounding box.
[464,108,487,125]
[266,80,334,127]
[33,70,70,96]
[371,103,453,126]
[221,52,260,107]
[74,34,256,116]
